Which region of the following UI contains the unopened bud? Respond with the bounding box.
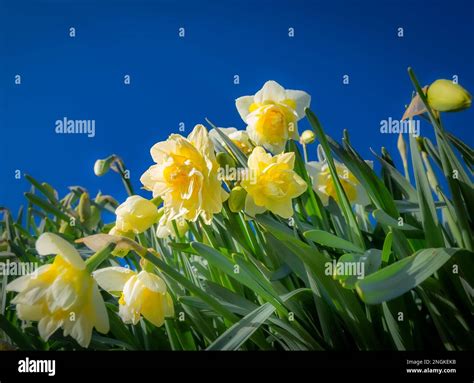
[427,79,471,112]
[228,186,247,213]
[300,130,316,145]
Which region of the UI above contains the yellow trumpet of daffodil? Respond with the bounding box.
[6,233,109,348]
[306,149,371,206]
[93,267,174,327]
[241,146,307,218]
[236,81,311,154]
[114,195,159,234]
[140,124,228,232]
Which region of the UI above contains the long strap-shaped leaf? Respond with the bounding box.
[206,288,310,350]
[356,247,471,304]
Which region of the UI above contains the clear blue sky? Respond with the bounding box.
[1,0,473,213]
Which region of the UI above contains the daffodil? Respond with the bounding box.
[209,127,254,154]
[241,146,307,218]
[306,149,371,206]
[140,124,228,230]
[93,267,174,327]
[115,195,159,234]
[6,233,109,348]
[236,81,311,154]
[155,208,189,238]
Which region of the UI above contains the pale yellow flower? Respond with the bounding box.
[236,81,311,154]
[209,127,254,155]
[140,125,227,230]
[93,267,174,327]
[306,153,371,206]
[427,79,471,112]
[115,195,159,234]
[155,208,189,239]
[6,233,109,348]
[241,147,307,218]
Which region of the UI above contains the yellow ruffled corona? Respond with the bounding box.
[241,147,307,218]
[140,125,228,231]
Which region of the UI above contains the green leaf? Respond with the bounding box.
[0,315,34,350]
[356,248,471,304]
[409,132,445,247]
[205,119,248,168]
[206,288,309,350]
[304,229,364,253]
[305,108,365,249]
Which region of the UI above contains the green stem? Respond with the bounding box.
[85,243,115,273]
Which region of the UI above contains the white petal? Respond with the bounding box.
[254,81,286,103]
[92,266,135,292]
[244,195,267,217]
[6,274,32,292]
[36,233,85,270]
[49,278,77,311]
[235,96,254,121]
[38,317,61,342]
[137,271,166,293]
[70,315,92,348]
[91,283,110,334]
[16,304,44,321]
[284,90,311,120]
[119,302,140,325]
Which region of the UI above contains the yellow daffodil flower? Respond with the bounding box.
[241,146,307,218]
[140,124,228,231]
[209,127,254,154]
[236,81,311,154]
[115,195,159,234]
[6,233,109,348]
[306,149,371,206]
[93,267,174,327]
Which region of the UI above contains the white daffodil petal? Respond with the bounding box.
[235,96,254,121]
[285,90,311,120]
[49,278,77,311]
[93,266,135,293]
[6,274,32,292]
[91,283,110,334]
[255,80,286,103]
[36,233,85,270]
[137,271,166,293]
[38,317,61,342]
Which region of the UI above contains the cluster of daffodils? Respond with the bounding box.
[7,233,173,347]
[100,80,373,242]
[6,80,373,348]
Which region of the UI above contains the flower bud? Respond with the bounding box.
[93,156,116,176]
[300,130,316,145]
[115,195,159,234]
[216,152,237,169]
[228,186,247,213]
[427,79,471,112]
[77,192,91,223]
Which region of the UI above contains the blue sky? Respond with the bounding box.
[1,0,473,213]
